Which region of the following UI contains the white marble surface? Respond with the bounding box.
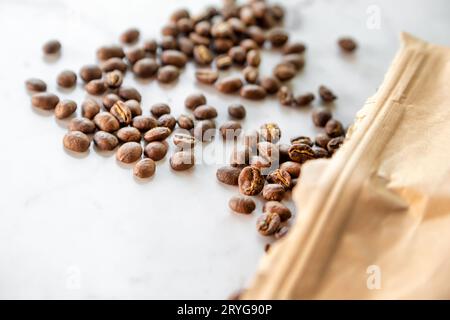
[0,0,449,299]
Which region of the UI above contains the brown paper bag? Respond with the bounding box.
[243,33,450,300]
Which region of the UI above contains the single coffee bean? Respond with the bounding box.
[170,8,190,22]
[120,27,140,44]
[178,37,194,56]
[259,123,281,143]
[280,161,301,178]
[273,62,296,81]
[247,25,266,46]
[57,70,77,88]
[228,17,246,35]
[246,49,261,67]
[85,79,107,95]
[185,93,207,110]
[257,212,281,236]
[211,21,233,38]
[338,37,357,52]
[195,68,219,84]
[177,17,194,34]
[97,45,125,60]
[79,64,102,82]
[194,20,211,36]
[94,112,120,132]
[94,131,119,151]
[161,50,188,68]
[63,131,90,153]
[68,117,96,134]
[125,47,146,65]
[81,99,100,119]
[144,127,172,142]
[118,86,141,102]
[279,143,291,163]
[220,121,242,140]
[160,35,178,50]
[193,45,213,65]
[157,114,177,130]
[151,103,171,117]
[263,201,292,221]
[110,100,132,125]
[271,4,285,20]
[25,78,47,92]
[327,136,345,154]
[283,42,306,55]
[101,58,127,73]
[102,93,121,111]
[240,84,267,100]
[230,147,251,168]
[315,133,331,149]
[144,141,168,161]
[116,142,142,163]
[132,115,157,132]
[277,86,294,106]
[325,119,344,137]
[240,38,258,52]
[143,39,158,54]
[275,226,289,239]
[31,92,59,110]
[170,151,195,171]
[242,66,259,84]
[194,120,216,142]
[228,104,246,119]
[157,65,180,83]
[213,39,233,54]
[54,99,77,119]
[295,93,315,106]
[267,168,291,190]
[267,28,288,47]
[240,6,256,25]
[105,70,123,89]
[288,143,315,163]
[116,127,141,142]
[260,76,281,94]
[282,54,305,71]
[193,105,218,120]
[313,146,329,158]
[161,21,178,36]
[263,184,285,201]
[173,132,196,149]
[125,100,142,117]
[238,166,264,196]
[291,136,313,146]
[216,166,242,186]
[43,39,61,55]
[190,32,210,47]
[215,54,233,70]
[312,107,332,127]
[319,85,337,102]
[132,58,159,78]
[177,114,194,130]
[228,46,246,64]
[133,158,155,178]
[228,196,256,214]
[215,76,243,93]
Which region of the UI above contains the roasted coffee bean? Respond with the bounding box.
[101,58,127,73]
[134,158,155,178]
[267,28,288,47]
[291,136,313,146]
[81,99,100,119]
[161,50,187,68]
[247,26,266,46]
[151,103,171,117]
[288,143,315,163]
[246,49,261,67]
[177,37,194,56]
[216,76,243,93]
[313,146,329,158]
[57,70,77,88]
[211,21,233,38]
[257,212,281,236]
[215,54,233,70]
[185,93,207,110]
[143,39,158,54]
[271,4,285,20]
[118,86,141,102]
[132,115,157,132]
[325,119,344,137]
[257,141,277,160]
[193,105,218,120]
[228,17,246,35]
[157,65,180,83]
[240,84,266,100]
[338,37,357,52]
[170,151,195,171]
[228,104,246,119]
[177,17,194,34]
[25,78,47,92]
[102,93,120,111]
[263,201,292,221]
[125,47,146,65]
[120,27,140,44]
[242,66,259,84]
[260,123,281,143]
[228,46,246,64]
[97,45,125,60]
[79,64,102,82]
[267,168,291,189]
[230,147,251,168]
[31,92,59,110]
[63,131,90,153]
[132,58,159,78]
[282,54,305,71]
[125,100,142,117]
[68,117,96,134]
[144,141,168,161]
[277,86,294,106]
[94,131,119,151]
[94,112,120,132]
[43,40,61,55]
[240,6,256,25]
[173,132,196,149]
[194,120,216,142]
[238,166,264,196]
[220,121,242,140]
[273,62,296,81]
[160,35,178,50]
[170,8,190,22]
[157,114,177,130]
[177,114,194,130]
[161,22,179,37]
[217,166,242,186]
[283,42,306,55]
[260,76,281,94]
[263,184,285,201]
[110,100,132,125]
[85,79,107,95]
[319,85,337,102]
[144,127,172,142]
[279,143,291,163]
[189,32,210,46]
[280,161,301,178]
[295,93,315,106]
[228,196,256,214]
[116,142,142,163]
[195,68,219,84]
[116,127,141,142]
[327,136,344,154]
[240,39,258,52]
[312,107,332,127]
[105,70,123,89]
[193,45,213,65]
[54,99,77,119]
[315,133,331,149]
[194,21,211,36]
[213,38,233,54]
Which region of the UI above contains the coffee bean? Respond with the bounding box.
[193,45,213,65]
[325,119,344,137]
[151,103,171,117]
[185,93,207,110]
[102,93,121,111]
[214,39,234,54]
[105,70,123,89]
[68,117,96,134]
[63,131,90,153]
[161,50,188,68]
[257,212,281,236]
[144,127,172,142]
[312,107,332,127]
[178,37,195,56]
[220,121,242,140]
[215,76,243,93]
[43,40,61,55]
[319,85,337,102]
[215,54,233,70]
[177,17,194,34]
[283,42,306,55]
[295,93,315,107]
[134,158,155,178]
[228,104,246,119]
[132,115,157,132]
[161,22,178,37]
[263,201,292,221]
[267,168,291,189]
[170,151,195,171]
[101,58,127,73]
[216,166,242,186]
[57,70,77,88]
[194,20,211,36]
[246,49,261,67]
[55,99,77,119]
[157,114,177,130]
[118,86,141,102]
[125,100,142,117]
[240,84,267,100]
[177,115,194,130]
[228,17,246,35]
[94,131,119,151]
[327,136,344,154]
[238,166,264,196]
[31,92,59,110]
[79,64,102,82]
[228,46,246,64]
[315,133,331,149]
[242,66,259,84]
[260,76,281,94]
[338,37,357,52]
[273,62,296,81]
[81,99,100,119]
[228,196,256,214]
[240,39,258,52]
[120,27,140,44]
[195,68,219,84]
[267,28,288,47]
[240,6,256,25]
[116,142,142,163]
[194,120,216,142]
[280,161,301,178]
[260,123,281,143]
[144,141,168,161]
[193,105,218,120]
[288,143,315,163]
[189,32,210,46]
[143,39,158,54]
[110,100,132,125]
[230,147,251,168]
[263,184,285,201]
[282,54,305,70]
[116,127,141,142]
[313,146,329,158]
[160,35,178,50]
[97,45,125,61]
[277,86,294,106]
[25,78,47,92]
[125,47,146,65]
[94,112,120,132]
[247,25,266,46]
[85,79,107,95]
[173,132,196,149]
[157,65,180,83]
[132,58,159,78]
[279,143,291,163]
[291,136,313,146]
[170,8,190,22]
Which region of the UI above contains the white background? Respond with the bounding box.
[0,0,448,299]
